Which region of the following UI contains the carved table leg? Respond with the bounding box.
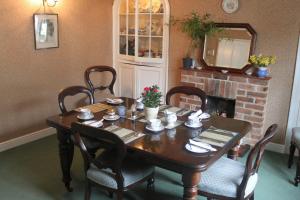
[295,149,300,186]
[227,140,240,160]
[57,129,74,192]
[182,170,201,200]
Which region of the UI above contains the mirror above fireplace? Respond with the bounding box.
[200,23,257,73]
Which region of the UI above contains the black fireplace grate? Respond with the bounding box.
[205,95,236,118]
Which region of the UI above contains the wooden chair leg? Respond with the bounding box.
[85,181,91,200]
[108,191,113,198]
[288,142,296,168]
[294,150,300,186]
[249,193,254,200]
[116,191,123,200]
[147,176,155,191]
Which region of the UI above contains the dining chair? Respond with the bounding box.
[71,122,155,200]
[288,127,300,186]
[166,85,207,111]
[84,66,117,102]
[58,85,99,158]
[58,85,94,114]
[198,124,278,200]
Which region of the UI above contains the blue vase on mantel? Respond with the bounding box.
[256,66,269,78]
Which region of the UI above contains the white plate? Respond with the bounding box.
[77,114,94,120]
[106,98,124,105]
[103,115,120,121]
[185,143,208,153]
[145,125,164,132]
[82,120,103,128]
[184,122,203,128]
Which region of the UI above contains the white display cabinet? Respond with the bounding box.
[113,0,170,98]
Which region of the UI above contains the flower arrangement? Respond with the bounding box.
[249,54,276,67]
[142,85,162,108]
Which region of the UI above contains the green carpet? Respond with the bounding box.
[0,135,299,200]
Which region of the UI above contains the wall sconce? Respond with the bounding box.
[43,0,58,7]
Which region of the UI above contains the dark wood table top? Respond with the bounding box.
[47,98,251,173]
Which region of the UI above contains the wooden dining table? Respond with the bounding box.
[46,97,251,200]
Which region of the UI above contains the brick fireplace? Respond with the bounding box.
[180,68,271,145]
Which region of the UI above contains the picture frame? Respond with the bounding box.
[33,14,59,49]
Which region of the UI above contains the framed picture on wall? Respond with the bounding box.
[33,14,59,49]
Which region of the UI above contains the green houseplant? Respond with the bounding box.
[249,54,276,78]
[142,85,162,120]
[173,12,220,68]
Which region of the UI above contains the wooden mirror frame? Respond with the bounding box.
[200,23,257,74]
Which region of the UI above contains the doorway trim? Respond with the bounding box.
[285,33,300,153]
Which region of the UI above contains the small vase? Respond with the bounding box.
[144,107,159,120]
[256,67,269,78]
[183,57,193,68]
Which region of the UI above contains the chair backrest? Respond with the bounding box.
[58,86,94,114]
[166,86,207,110]
[238,124,278,199]
[71,122,127,186]
[84,66,117,95]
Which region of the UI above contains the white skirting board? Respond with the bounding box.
[243,138,286,154]
[0,127,56,152]
[265,142,285,154]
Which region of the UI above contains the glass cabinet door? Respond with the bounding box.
[119,0,127,55]
[119,0,164,62]
[119,0,136,56]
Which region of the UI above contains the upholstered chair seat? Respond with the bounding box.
[198,124,278,200]
[71,123,155,200]
[199,157,258,198]
[87,159,154,189]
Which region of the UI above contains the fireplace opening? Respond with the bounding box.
[205,95,236,118]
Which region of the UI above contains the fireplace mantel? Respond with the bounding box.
[180,68,271,145]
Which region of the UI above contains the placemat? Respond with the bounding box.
[176,109,193,117]
[159,105,171,111]
[75,103,113,113]
[159,105,192,117]
[195,127,239,147]
[104,125,145,144]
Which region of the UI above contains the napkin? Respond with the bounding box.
[189,139,217,151]
[185,143,208,153]
[82,120,103,128]
[136,97,143,103]
[189,109,203,119]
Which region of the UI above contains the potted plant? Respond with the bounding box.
[172,12,220,68]
[142,85,162,120]
[249,54,276,78]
